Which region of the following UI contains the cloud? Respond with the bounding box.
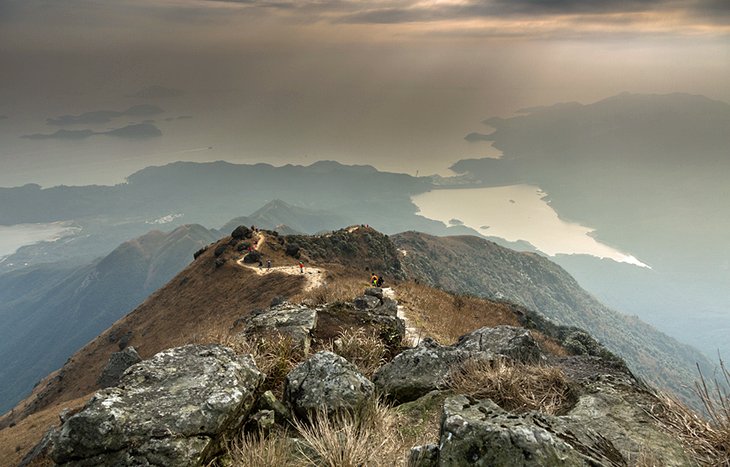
[47,105,164,126]
[23,124,162,140]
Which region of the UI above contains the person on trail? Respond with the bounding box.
[299,261,304,273]
[376,276,383,287]
[371,274,378,287]
[258,259,263,269]
[267,259,271,270]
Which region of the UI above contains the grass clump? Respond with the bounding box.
[228,398,411,466]
[649,358,730,466]
[446,357,575,415]
[324,328,387,378]
[294,275,365,306]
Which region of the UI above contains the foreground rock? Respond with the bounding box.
[242,302,319,353]
[455,325,542,363]
[97,346,142,388]
[374,327,543,402]
[284,351,374,418]
[50,345,264,466]
[434,395,616,466]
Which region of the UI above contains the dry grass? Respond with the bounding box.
[293,274,366,306]
[532,330,570,357]
[293,398,407,467]
[395,282,520,345]
[446,357,575,415]
[228,431,300,467]
[323,328,387,378]
[648,359,730,467]
[228,398,411,467]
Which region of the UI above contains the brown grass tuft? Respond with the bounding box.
[228,431,300,467]
[395,282,520,345]
[532,330,570,357]
[323,328,387,379]
[293,274,365,306]
[293,398,407,467]
[447,357,575,415]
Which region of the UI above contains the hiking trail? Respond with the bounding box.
[236,233,325,292]
[383,287,422,347]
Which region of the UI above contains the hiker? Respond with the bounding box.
[267,259,271,270]
[299,261,304,273]
[371,274,378,287]
[376,275,383,287]
[258,259,263,270]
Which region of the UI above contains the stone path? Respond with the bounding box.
[383,287,422,347]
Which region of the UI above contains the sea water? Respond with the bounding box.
[412,185,649,268]
[0,222,76,257]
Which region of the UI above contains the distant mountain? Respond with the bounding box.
[392,231,712,405]
[451,92,730,361]
[221,199,353,234]
[0,224,217,414]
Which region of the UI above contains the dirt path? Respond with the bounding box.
[236,257,325,291]
[236,232,324,291]
[383,287,422,348]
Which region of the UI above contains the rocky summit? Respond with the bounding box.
[1,226,719,466]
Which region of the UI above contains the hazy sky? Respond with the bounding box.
[0,0,728,186]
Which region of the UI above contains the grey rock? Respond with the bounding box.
[249,410,276,433]
[374,338,479,403]
[284,351,374,419]
[438,395,609,466]
[409,444,439,467]
[354,294,381,310]
[243,250,262,264]
[97,346,142,388]
[364,287,384,300]
[256,390,292,424]
[563,374,695,466]
[243,302,318,353]
[455,325,543,363]
[50,344,264,466]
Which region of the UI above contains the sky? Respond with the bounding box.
[0,0,729,186]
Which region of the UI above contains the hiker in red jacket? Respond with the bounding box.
[299,261,304,273]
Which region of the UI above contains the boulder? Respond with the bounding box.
[409,444,439,467]
[243,250,262,264]
[455,325,543,364]
[354,294,381,310]
[364,287,384,300]
[284,351,374,419]
[437,395,606,466]
[243,302,318,353]
[97,346,142,388]
[213,244,227,257]
[256,390,292,424]
[373,338,477,402]
[50,344,264,466]
[231,225,252,240]
[193,246,207,260]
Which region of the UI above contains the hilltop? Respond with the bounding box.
[0,226,725,466]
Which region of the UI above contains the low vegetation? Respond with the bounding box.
[446,357,575,415]
[323,328,387,379]
[650,359,730,466]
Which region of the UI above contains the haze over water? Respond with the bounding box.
[413,186,650,267]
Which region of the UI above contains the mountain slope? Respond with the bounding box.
[392,231,711,404]
[0,224,218,414]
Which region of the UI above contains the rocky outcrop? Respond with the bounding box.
[434,395,619,467]
[455,325,543,363]
[231,225,252,240]
[49,345,264,466]
[242,302,319,353]
[373,338,476,402]
[284,351,374,418]
[374,327,543,402]
[97,346,142,388]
